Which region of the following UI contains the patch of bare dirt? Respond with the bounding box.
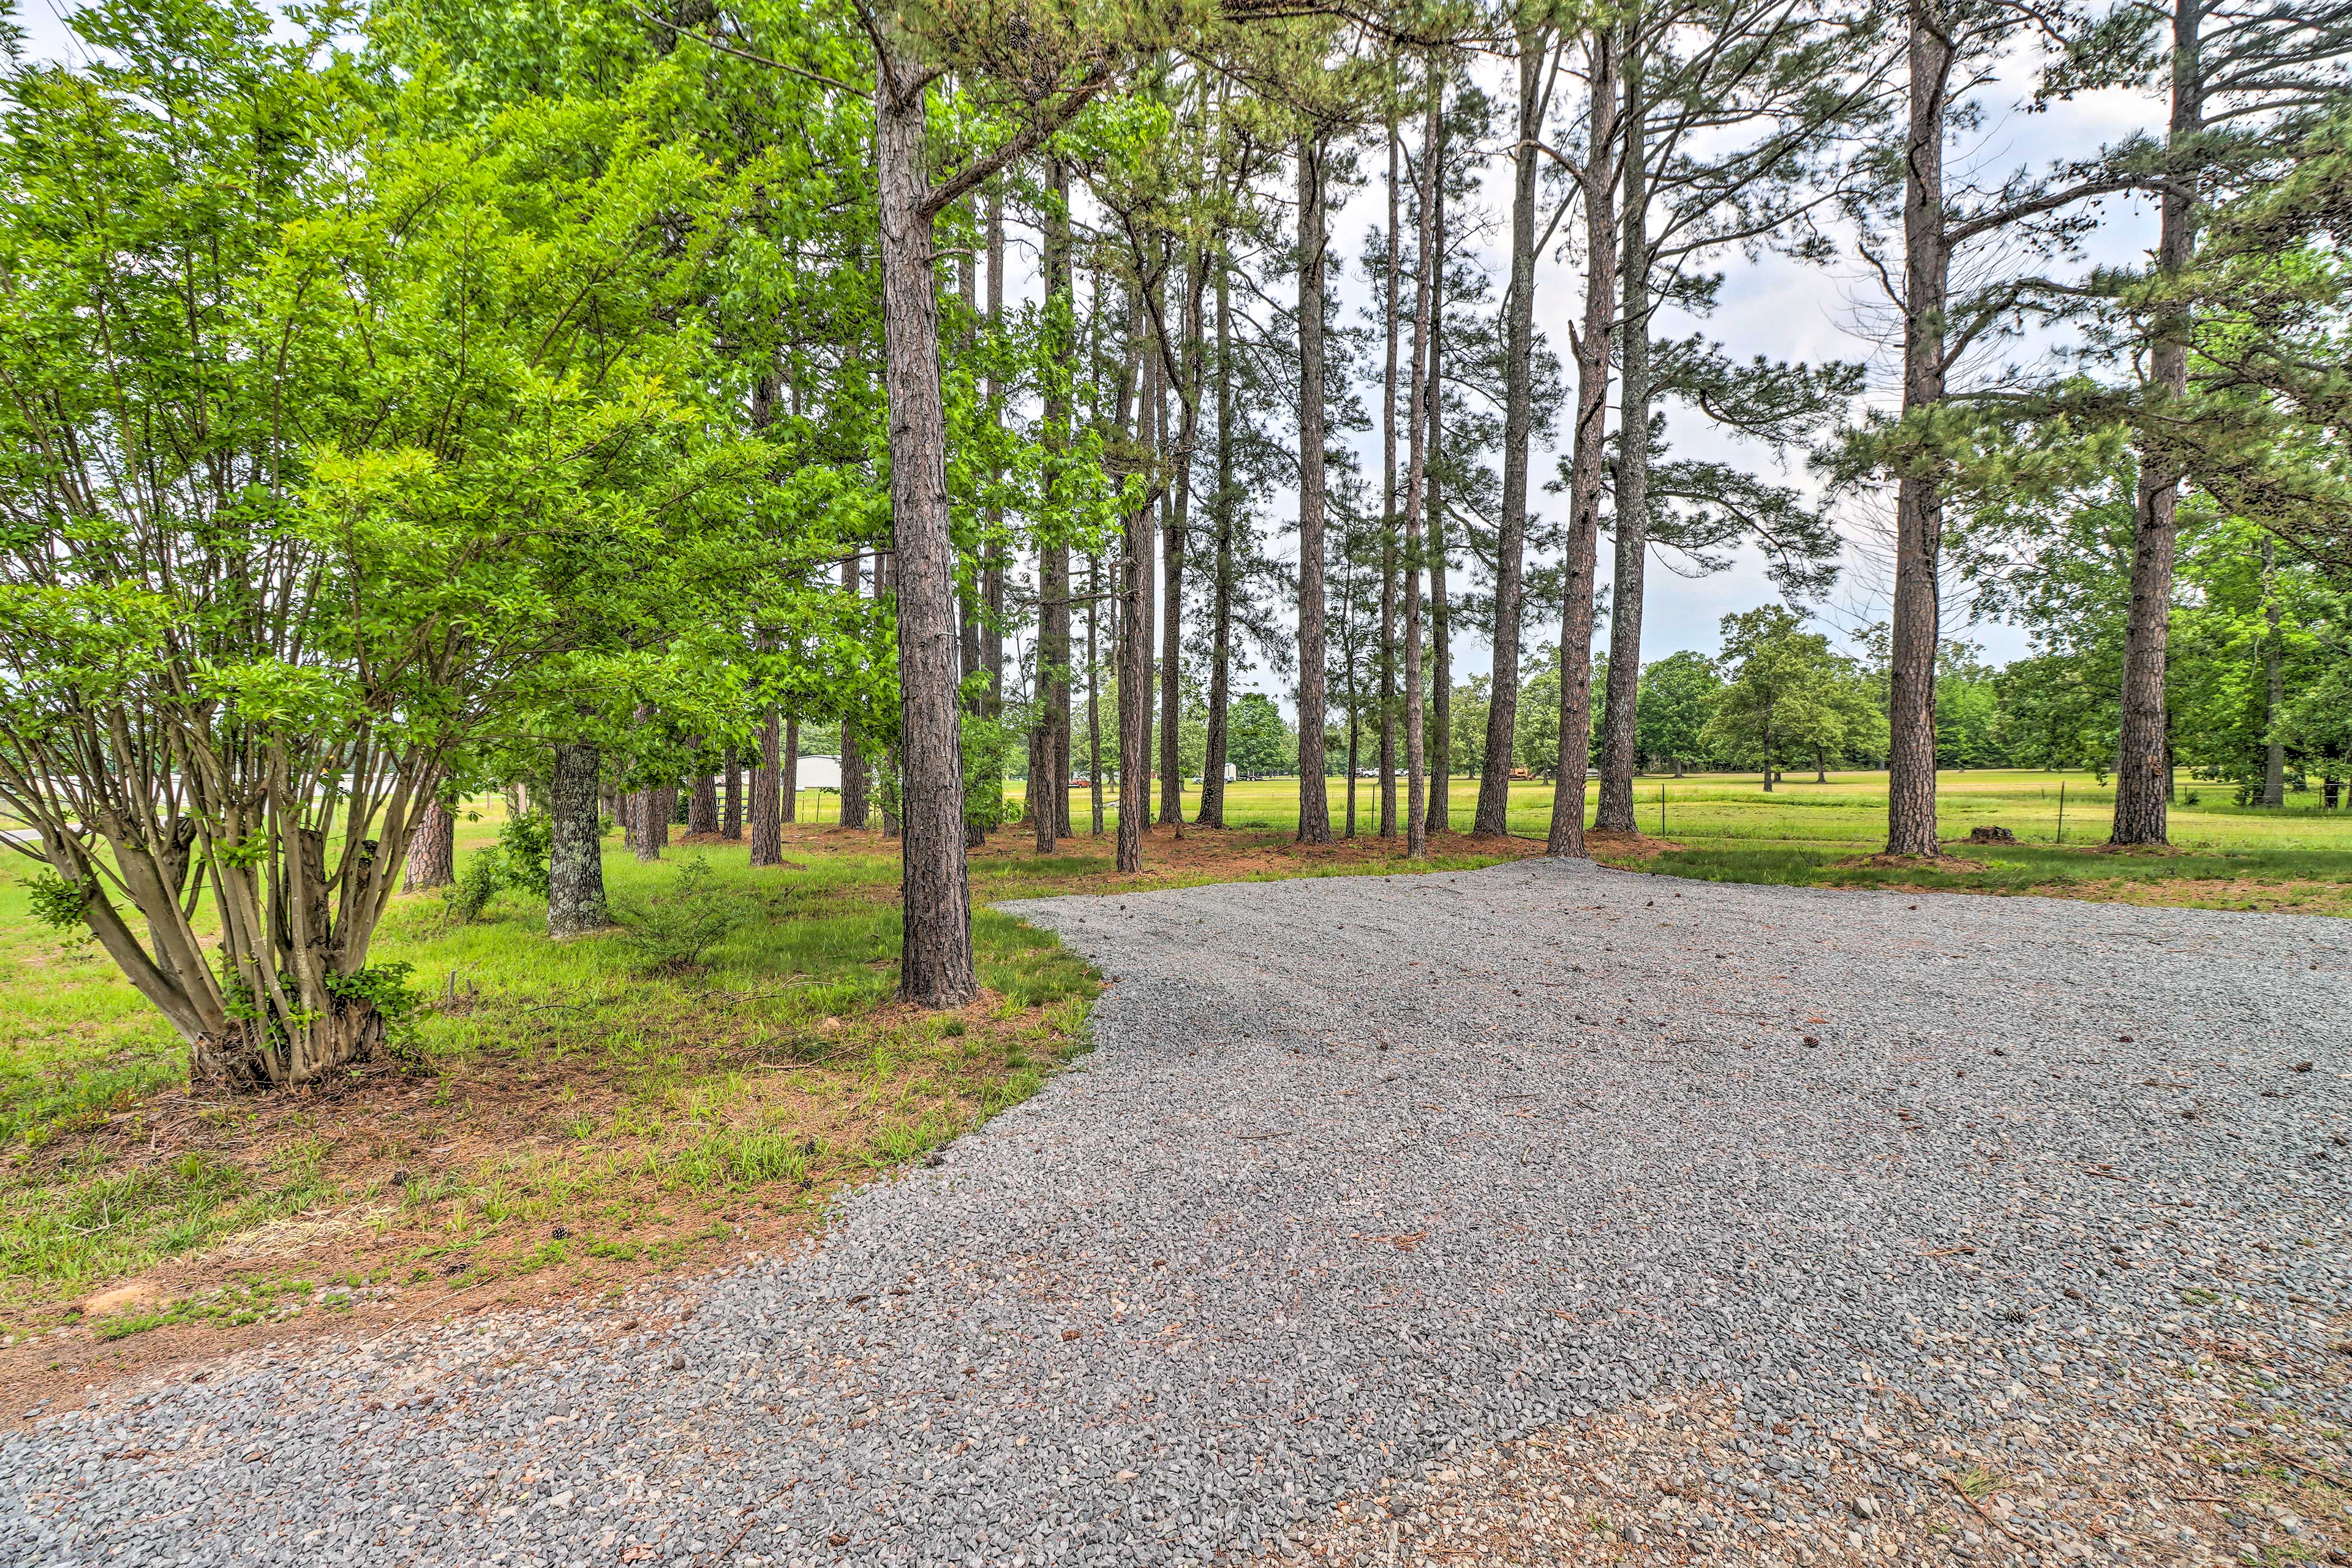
[0,981,1060,1426]
[2013,875,2352,914]
[1294,1366,2352,1566]
[1585,830,1688,862]
[1835,852,1989,872]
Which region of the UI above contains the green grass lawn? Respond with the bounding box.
[1090,766,2351,850]
[1069,768,2352,911]
[0,813,1114,1343]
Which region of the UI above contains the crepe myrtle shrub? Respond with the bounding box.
[0,9,744,1088]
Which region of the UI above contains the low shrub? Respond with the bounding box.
[609,858,744,974]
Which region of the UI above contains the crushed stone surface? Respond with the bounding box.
[3,858,2348,1566]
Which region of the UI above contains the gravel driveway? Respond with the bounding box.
[6,858,2348,1567]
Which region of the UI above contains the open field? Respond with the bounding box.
[1068,766,2352,849]
[1055,767,2352,912]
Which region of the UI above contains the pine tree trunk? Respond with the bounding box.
[722,752,742,840]
[688,771,718,837]
[1118,337,1158,875]
[1035,158,1074,852]
[1550,28,1621,858]
[634,786,668,862]
[1596,29,1649,837]
[2261,533,2285,806]
[1402,77,1442,862]
[874,67,976,1006]
[842,552,870,831]
[749,710,782,867]
[982,190,1008,717]
[1199,258,1234,829]
[782,718,799,822]
[2113,0,2204,846]
[1159,255,1199,829]
[1295,132,1334,845]
[403,797,456,892]
[548,742,609,937]
[1380,112,1403,843]
[957,213,983,703]
[1344,717,1359,836]
[1477,28,1551,838]
[875,551,902,842]
[1424,149,1452,840]
[842,737,867,827]
[1885,1,1953,858]
[1088,554,1105,837]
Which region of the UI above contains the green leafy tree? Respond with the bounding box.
[0,6,749,1087]
[1447,674,1490,782]
[1224,692,1295,780]
[1934,644,2004,767]
[1634,652,1722,774]
[1701,608,1854,790]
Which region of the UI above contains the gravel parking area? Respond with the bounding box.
[4,856,2348,1567]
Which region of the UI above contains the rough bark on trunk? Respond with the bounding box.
[1425,152,1452,839]
[1477,29,1551,838]
[1295,133,1334,845]
[749,710,782,867]
[548,741,609,937]
[1596,30,1650,836]
[782,718,799,821]
[634,786,669,862]
[982,190,1008,717]
[1403,79,1442,861]
[841,552,870,831]
[1344,706,1359,838]
[722,752,742,840]
[1159,256,1199,829]
[2261,532,2285,806]
[1550,28,1621,858]
[957,215,983,702]
[875,67,976,1006]
[1199,258,1234,829]
[1118,334,1159,874]
[688,771,718,837]
[1035,158,1074,851]
[1380,113,1403,843]
[1885,2,1954,858]
[403,797,454,892]
[1088,553,1105,836]
[2112,0,2204,845]
[878,549,902,842]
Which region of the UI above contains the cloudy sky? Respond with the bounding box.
[1318,43,2166,679]
[16,3,2173,706]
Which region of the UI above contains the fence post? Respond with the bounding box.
[2057,780,2067,845]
